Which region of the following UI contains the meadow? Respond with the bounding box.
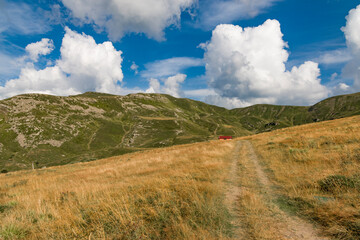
[1,115,360,239]
[0,140,236,239]
[246,115,360,239]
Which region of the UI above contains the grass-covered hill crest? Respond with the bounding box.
[1,91,360,172]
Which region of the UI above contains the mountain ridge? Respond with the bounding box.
[1,91,360,172]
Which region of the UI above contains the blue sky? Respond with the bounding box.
[0,0,360,108]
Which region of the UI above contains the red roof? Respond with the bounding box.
[218,136,233,140]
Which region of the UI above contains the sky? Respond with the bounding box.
[0,0,360,108]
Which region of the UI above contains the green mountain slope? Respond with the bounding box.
[231,92,360,132]
[308,92,360,120]
[230,104,311,132]
[0,93,249,172]
[1,92,360,172]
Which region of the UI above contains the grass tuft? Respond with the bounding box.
[0,224,28,240]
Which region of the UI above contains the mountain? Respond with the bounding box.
[308,92,360,120]
[231,92,360,132]
[1,92,360,172]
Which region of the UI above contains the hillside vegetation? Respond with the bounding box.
[0,93,248,172]
[1,92,360,171]
[1,115,359,239]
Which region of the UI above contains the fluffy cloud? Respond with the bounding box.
[203,20,329,108]
[142,57,204,79]
[0,28,124,99]
[146,74,186,98]
[197,0,278,29]
[342,4,360,90]
[162,74,186,97]
[25,38,54,62]
[342,5,360,53]
[146,78,161,94]
[61,0,196,41]
[58,28,124,93]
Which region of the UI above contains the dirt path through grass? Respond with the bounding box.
[225,141,246,239]
[241,140,328,240]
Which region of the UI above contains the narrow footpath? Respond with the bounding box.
[225,140,329,240]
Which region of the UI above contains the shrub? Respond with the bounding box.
[318,175,358,193]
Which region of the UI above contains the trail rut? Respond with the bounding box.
[225,141,245,239]
[227,140,329,240]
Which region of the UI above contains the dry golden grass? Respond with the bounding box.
[1,115,360,239]
[245,115,360,239]
[0,140,236,239]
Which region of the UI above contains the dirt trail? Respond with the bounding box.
[225,141,246,239]
[241,140,328,240]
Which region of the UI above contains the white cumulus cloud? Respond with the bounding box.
[146,74,186,98]
[61,0,196,41]
[342,4,360,90]
[342,5,360,53]
[162,74,186,97]
[203,20,329,108]
[0,28,124,99]
[25,38,54,62]
[146,78,161,94]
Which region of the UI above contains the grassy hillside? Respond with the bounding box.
[246,115,360,239]
[231,92,360,132]
[0,140,236,239]
[1,91,360,172]
[230,104,311,132]
[308,92,360,120]
[1,115,360,239]
[0,93,249,172]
